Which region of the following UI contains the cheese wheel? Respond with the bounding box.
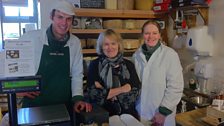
[135,0,153,10]
[105,0,117,9]
[117,0,134,10]
[122,39,140,49]
[103,20,123,29]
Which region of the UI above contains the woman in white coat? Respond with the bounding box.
[133,20,184,126]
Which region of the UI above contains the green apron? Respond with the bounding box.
[22,45,71,107]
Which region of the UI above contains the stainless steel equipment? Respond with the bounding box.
[18,104,70,126]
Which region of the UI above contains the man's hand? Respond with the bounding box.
[74,101,92,113]
[151,112,166,126]
[17,91,40,99]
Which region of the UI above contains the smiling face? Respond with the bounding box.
[142,23,161,47]
[102,36,119,58]
[51,10,73,40]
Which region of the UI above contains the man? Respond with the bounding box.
[17,0,91,114]
[0,1,92,125]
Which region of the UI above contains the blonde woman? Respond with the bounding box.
[87,29,141,119]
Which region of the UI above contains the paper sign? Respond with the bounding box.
[4,40,35,77]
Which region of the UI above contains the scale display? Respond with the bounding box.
[0,76,41,93]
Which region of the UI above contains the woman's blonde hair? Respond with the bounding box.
[96,29,124,55]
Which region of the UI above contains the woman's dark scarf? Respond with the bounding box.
[98,53,130,88]
[142,41,161,61]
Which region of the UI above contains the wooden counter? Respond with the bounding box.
[176,108,210,126]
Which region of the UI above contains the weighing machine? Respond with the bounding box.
[0,76,70,126]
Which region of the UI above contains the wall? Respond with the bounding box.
[207,0,224,93]
[39,0,55,29]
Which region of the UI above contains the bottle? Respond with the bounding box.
[189,69,197,90]
[189,79,196,90]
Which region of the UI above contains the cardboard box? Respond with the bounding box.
[153,3,171,12]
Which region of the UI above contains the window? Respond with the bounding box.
[1,0,38,49]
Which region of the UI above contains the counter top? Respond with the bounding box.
[176,108,210,126]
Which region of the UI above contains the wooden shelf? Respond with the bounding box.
[172,5,209,11]
[71,29,141,34]
[82,49,96,54]
[74,8,167,55]
[82,49,137,54]
[74,8,165,19]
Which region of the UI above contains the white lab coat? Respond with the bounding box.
[133,44,184,126]
[19,28,84,97]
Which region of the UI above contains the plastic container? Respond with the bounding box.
[186,26,213,56]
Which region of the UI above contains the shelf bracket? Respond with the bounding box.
[198,8,208,25]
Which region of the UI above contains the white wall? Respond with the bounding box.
[207,1,224,93]
[39,0,55,29]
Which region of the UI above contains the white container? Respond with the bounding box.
[186,26,213,56]
[194,61,213,79]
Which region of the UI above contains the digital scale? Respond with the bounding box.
[0,76,41,93]
[0,76,41,126]
[0,76,71,126]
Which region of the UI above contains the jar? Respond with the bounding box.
[189,78,197,90]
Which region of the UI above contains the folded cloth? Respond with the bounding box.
[109,114,143,126]
[109,115,126,126]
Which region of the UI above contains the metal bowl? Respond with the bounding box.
[189,96,210,106]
